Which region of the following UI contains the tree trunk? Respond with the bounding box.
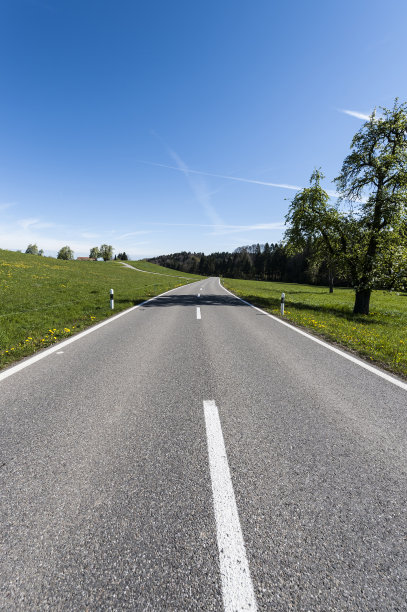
[328,269,334,293]
[353,289,371,315]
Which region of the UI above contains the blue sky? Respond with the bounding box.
[1,0,406,258]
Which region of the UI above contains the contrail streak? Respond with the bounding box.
[138,159,343,199]
[340,109,371,121]
[137,160,303,191]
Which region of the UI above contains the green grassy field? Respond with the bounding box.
[222,277,407,379]
[124,259,202,278]
[0,250,203,370]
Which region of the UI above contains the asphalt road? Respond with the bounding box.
[1,277,406,610]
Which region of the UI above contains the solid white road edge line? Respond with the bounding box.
[197,307,202,319]
[0,280,202,384]
[203,400,257,612]
[219,278,407,392]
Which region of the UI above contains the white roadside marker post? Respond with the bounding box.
[110,288,114,310]
[280,292,285,316]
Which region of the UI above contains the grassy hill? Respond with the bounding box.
[123,259,202,278]
[0,250,204,370]
[222,278,407,379]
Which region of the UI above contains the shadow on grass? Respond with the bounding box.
[278,289,337,296]
[239,294,385,325]
[114,298,150,306]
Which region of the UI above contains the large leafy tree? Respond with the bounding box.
[89,246,100,260]
[334,100,407,313]
[99,244,114,261]
[57,245,74,260]
[285,100,407,314]
[285,169,339,293]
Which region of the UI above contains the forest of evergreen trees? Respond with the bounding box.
[147,243,348,287]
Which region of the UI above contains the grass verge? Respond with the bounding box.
[221,277,407,379]
[0,250,203,370]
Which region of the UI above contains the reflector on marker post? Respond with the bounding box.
[280,292,285,316]
[110,288,114,310]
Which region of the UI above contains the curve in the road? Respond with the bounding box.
[119,261,196,279]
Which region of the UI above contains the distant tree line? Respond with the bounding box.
[147,243,348,286]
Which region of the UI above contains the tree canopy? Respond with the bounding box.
[25,244,42,255]
[57,245,74,260]
[89,246,100,260]
[285,100,407,314]
[99,244,114,261]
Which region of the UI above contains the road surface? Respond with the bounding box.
[1,277,406,610]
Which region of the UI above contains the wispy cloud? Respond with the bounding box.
[0,202,15,211]
[0,214,159,258]
[339,109,371,121]
[209,222,285,235]
[0,217,119,256]
[138,160,302,192]
[141,221,285,231]
[0,224,95,254]
[18,218,55,230]
[118,230,152,239]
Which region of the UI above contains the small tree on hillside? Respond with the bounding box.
[99,244,114,261]
[89,246,100,260]
[25,244,39,255]
[57,245,74,260]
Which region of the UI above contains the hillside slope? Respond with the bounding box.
[0,250,201,369]
[124,259,203,279]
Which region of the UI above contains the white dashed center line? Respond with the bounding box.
[196,307,201,319]
[203,400,257,611]
[56,351,64,354]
